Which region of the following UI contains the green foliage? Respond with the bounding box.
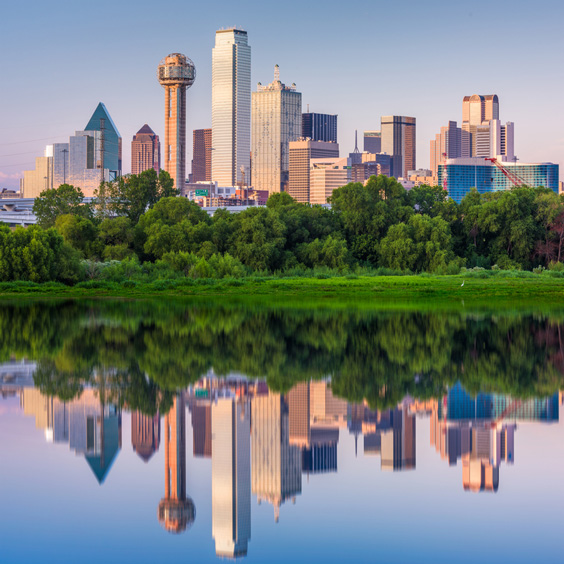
[33,184,91,228]
[55,214,101,259]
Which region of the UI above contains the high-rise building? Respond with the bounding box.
[363,131,381,153]
[192,128,212,183]
[439,158,559,203]
[212,398,251,558]
[381,115,416,178]
[251,393,302,522]
[252,65,302,194]
[131,124,160,175]
[302,113,338,143]
[191,401,212,458]
[380,407,416,471]
[157,53,196,189]
[131,411,160,463]
[288,139,339,202]
[212,29,251,186]
[430,121,471,177]
[309,157,350,205]
[158,394,195,533]
[22,103,122,197]
[461,94,502,157]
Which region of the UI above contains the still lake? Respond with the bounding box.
[1,299,562,563]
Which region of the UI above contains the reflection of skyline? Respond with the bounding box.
[251,392,301,522]
[158,394,195,533]
[131,411,160,463]
[21,387,121,484]
[212,397,251,558]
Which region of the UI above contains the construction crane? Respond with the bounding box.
[484,157,526,187]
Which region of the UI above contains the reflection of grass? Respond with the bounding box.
[2,273,564,312]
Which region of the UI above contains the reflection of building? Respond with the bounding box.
[21,387,121,482]
[131,411,160,462]
[191,402,212,458]
[158,394,195,533]
[212,398,251,558]
[251,393,301,521]
[310,381,348,426]
[381,408,416,471]
[288,382,310,447]
[302,427,338,474]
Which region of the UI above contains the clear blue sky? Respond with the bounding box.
[1,0,563,189]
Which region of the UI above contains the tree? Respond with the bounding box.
[33,184,90,228]
[93,169,179,224]
[55,214,101,258]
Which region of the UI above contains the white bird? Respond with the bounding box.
[461,280,465,287]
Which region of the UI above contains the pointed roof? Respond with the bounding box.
[136,124,156,135]
[85,415,121,484]
[84,102,121,138]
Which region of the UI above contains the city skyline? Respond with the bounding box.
[2,1,563,191]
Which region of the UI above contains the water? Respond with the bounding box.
[1,300,562,563]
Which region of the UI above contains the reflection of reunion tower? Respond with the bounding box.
[158,394,195,533]
[157,53,196,189]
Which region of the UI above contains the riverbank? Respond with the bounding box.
[2,272,564,311]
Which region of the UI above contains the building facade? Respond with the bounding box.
[309,157,350,205]
[430,120,471,177]
[302,113,337,143]
[288,139,339,202]
[438,158,559,203]
[158,53,196,189]
[363,131,381,153]
[381,115,416,178]
[192,128,212,182]
[131,124,160,175]
[212,29,251,186]
[252,66,302,194]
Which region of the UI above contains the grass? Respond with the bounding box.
[2,271,564,313]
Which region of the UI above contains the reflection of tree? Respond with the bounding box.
[2,301,564,410]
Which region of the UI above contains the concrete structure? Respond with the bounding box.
[158,394,195,533]
[157,53,196,189]
[212,29,251,187]
[351,152,393,183]
[407,169,437,187]
[22,103,122,197]
[192,128,212,182]
[462,95,499,156]
[212,397,251,558]
[131,124,160,175]
[438,157,559,203]
[309,157,350,205]
[131,411,160,463]
[381,116,416,179]
[252,65,302,194]
[288,139,339,202]
[251,393,302,522]
[302,113,337,143]
[363,131,381,153]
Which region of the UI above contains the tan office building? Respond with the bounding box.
[131,124,160,175]
[309,157,350,205]
[192,128,212,182]
[288,139,339,202]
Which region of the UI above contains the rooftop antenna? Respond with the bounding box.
[353,129,360,153]
[274,64,280,82]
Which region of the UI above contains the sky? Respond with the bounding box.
[1,0,563,190]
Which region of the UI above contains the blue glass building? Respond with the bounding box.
[438,158,559,203]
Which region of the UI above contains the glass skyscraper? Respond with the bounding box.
[302,113,337,143]
[252,66,302,194]
[212,29,251,186]
[438,158,559,203]
[381,115,416,179]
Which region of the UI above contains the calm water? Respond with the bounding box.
[1,300,563,563]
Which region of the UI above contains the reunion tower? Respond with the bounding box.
[157,53,196,189]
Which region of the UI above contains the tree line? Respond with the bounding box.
[1,170,563,283]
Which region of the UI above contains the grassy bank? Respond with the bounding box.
[2,271,564,311]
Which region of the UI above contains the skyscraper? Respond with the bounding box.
[461,94,501,157]
[309,157,350,205]
[192,128,212,182]
[302,113,337,143]
[288,139,339,203]
[381,115,416,179]
[363,131,381,153]
[131,124,160,175]
[252,65,302,193]
[157,53,196,189]
[212,29,251,186]
[212,397,251,558]
[158,394,195,533]
[429,120,471,177]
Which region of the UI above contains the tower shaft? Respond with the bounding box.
[164,85,187,189]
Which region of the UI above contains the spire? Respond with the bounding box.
[274,64,280,82]
[353,129,360,153]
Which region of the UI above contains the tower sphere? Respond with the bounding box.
[158,498,196,534]
[157,53,196,88]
